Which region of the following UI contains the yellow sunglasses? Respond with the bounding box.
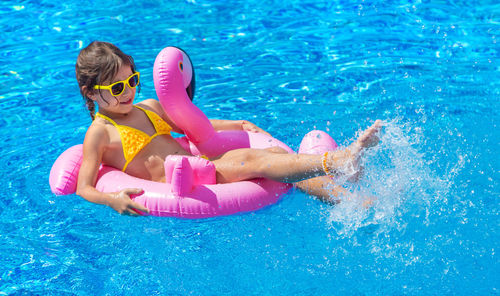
[94,72,140,97]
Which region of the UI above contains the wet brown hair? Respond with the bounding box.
[75,41,137,120]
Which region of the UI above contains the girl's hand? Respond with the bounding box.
[241,120,271,136]
[107,188,150,216]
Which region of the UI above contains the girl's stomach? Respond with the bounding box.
[103,134,190,181]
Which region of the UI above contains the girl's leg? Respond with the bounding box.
[295,176,345,204]
[212,120,382,184]
[211,148,323,183]
[259,147,345,204]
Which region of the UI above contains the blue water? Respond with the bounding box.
[1,0,499,295]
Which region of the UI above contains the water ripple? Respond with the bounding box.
[1,0,499,294]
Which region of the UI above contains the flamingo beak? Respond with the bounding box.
[177,47,196,101]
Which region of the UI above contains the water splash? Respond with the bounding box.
[328,119,456,237]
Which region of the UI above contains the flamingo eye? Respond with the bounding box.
[179,61,183,71]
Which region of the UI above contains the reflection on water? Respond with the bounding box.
[1,0,498,294]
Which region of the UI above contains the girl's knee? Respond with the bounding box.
[239,149,271,176]
[238,148,274,161]
[213,148,280,182]
[213,149,265,182]
[265,146,288,154]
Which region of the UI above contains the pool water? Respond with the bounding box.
[1,0,498,295]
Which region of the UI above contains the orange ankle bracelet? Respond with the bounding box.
[321,151,335,179]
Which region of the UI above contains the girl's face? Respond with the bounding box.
[91,64,137,115]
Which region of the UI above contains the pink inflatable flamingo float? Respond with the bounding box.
[49,46,338,218]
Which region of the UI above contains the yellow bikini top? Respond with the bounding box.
[96,105,172,172]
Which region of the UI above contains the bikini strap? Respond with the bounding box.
[135,105,147,112]
[96,106,144,126]
[135,105,155,122]
[95,112,119,127]
[135,105,170,134]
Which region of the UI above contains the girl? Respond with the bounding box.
[76,41,382,216]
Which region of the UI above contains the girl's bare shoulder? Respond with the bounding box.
[136,99,164,114]
[84,119,111,148]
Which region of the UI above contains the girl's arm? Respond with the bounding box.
[76,124,149,215]
[209,119,270,135]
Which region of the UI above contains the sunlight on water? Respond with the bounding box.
[328,119,461,238]
[1,0,498,293]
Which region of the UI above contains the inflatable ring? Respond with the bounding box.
[49,47,337,218]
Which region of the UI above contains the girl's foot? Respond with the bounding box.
[325,120,382,181]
